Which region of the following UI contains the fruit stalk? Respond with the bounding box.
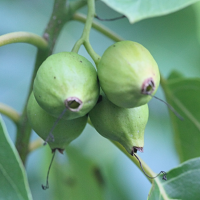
[15,0,87,165]
[72,0,100,65]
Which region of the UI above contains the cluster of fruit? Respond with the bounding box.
[27,40,160,155]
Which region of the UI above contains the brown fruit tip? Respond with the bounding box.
[141,78,155,95]
[65,97,83,112]
[52,148,64,154]
[131,147,143,155]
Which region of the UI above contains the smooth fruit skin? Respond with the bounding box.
[97,40,160,108]
[89,93,149,154]
[27,92,87,151]
[33,52,99,120]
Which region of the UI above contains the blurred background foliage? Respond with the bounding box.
[1,0,200,199]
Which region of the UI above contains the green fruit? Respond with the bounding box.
[89,93,149,154]
[98,40,160,108]
[27,92,87,152]
[33,52,99,120]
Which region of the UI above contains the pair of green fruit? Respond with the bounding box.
[27,40,160,154]
[27,52,98,152]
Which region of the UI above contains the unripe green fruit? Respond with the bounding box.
[89,93,149,154]
[33,52,99,120]
[98,40,160,108]
[27,92,87,152]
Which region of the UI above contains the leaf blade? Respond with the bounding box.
[0,115,32,200]
[148,157,200,200]
[100,0,200,23]
[51,147,105,200]
[164,78,200,162]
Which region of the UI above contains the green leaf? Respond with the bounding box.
[164,77,200,162]
[51,147,105,200]
[148,157,200,200]
[167,70,184,81]
[0,115,32,200]
[100,0,200,23]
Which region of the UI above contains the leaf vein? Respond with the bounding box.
[0,163,25,200]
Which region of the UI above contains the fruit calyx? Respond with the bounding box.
[64,97,83,112]
[52,148,64,154]
[131,147,143,155]
[141,77,155,95]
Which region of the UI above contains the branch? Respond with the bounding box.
[87,119,155,183]
[0,103,20,125]
[0,32,48,49]
[29,138,44,152]
[73,13,123,43]
[111,141,155,183]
